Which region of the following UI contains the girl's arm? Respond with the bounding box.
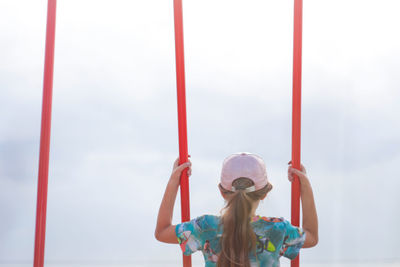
[288,163,319,248]
[154,157,192,243]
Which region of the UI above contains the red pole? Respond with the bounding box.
[291,0,303,267]
[33,0,57,266]
[173,0,191,266]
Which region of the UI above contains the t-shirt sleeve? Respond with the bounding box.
[175,215,207,256]
[280,219,306,260]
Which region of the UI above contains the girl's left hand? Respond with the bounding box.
[170,157,192,182]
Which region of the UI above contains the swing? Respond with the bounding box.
[173,1,303,267]
[33,1,303,267]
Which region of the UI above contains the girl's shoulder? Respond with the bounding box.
[252,216,303,237]
[189,214,221,231]
[196,214,220,221]
[253,215,285,223]
[252,216,295,232]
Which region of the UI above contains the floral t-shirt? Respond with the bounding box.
[175,214,306,267]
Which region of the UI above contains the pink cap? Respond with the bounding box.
[220,152,269,192]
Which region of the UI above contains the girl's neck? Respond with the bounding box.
[250,201,260,219]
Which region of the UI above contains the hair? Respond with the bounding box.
[217,178,273,267]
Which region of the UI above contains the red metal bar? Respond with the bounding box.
[33,0,57,266]
[173,0,191,266]
[291,0,303,266]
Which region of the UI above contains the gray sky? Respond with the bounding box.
[1,0,400,265]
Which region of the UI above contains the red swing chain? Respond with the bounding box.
[291,0,303,266]
[33,0,57,266]
[173,0,192,266]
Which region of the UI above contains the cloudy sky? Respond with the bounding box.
[1,0,399,266]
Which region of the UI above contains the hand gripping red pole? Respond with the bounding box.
[291,0,303,267]
[173,0,191,266]
[33,1,57,266]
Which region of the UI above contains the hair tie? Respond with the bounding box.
[231,185,256,193]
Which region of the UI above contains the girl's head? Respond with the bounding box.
[217,152,273,267]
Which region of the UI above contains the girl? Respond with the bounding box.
[155,152,318,267]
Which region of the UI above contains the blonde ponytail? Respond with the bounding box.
[217,178,272,267]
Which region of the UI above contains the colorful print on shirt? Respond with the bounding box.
[175,214,306,267]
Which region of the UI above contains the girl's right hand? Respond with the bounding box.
[287,161,318,248]
[288,161,308,183]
